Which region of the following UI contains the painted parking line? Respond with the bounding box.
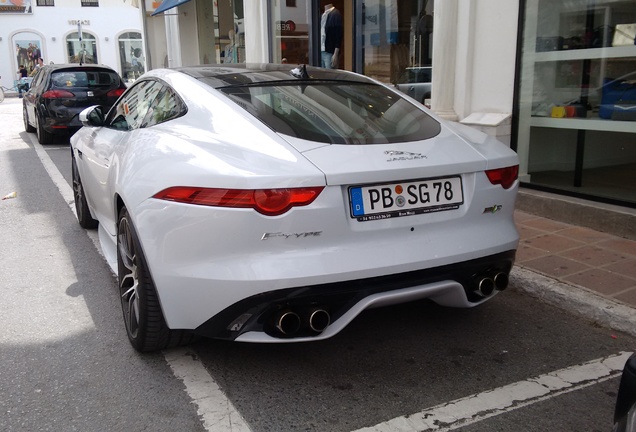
[353,351,632,432]
[29,134,251,432]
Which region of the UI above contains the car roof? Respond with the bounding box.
[173,64,374,88]
[41,64,117,73]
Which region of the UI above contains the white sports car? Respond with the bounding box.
[70,64,519,352]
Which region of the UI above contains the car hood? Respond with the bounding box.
[278,124,494,186]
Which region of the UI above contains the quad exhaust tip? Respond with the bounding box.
[474,271,509,297]
[272,307,331,336]
[274,311,302,335]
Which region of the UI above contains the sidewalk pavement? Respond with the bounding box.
[512,209,636,337]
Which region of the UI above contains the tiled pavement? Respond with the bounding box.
[514,210,636,309]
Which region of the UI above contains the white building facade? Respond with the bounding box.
[0,0,145,90]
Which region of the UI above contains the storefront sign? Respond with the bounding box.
[276,20,296,33]
[68,20,90,25]
[0,0,33,13]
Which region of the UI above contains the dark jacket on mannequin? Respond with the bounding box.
[323,8,343,54]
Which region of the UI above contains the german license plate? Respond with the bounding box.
[349,176,463,221]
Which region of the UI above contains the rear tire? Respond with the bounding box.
[72,155,98,229]
[117,207,196,352]
[36,112,53,144]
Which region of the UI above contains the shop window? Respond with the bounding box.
[66,32,98,64]
[118,32,144,82]
[517,0,636,206]
[196,0,244,64]
[270,0,309,64]
[37,0,54,5]
[360,0,434,106]
[13,32,44,76]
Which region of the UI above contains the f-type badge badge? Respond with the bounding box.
[384,151,427,162]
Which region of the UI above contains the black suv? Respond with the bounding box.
[23,64,126,144]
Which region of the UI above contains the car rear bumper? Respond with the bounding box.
[193,249,516,342]
[132,177,519,339]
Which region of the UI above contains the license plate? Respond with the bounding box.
[349,176,463,221]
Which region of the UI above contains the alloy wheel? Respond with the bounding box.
[118,216,140,339]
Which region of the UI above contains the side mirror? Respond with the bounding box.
[79,105,105,127]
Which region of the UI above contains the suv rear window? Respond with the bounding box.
[50,70,121,89]
[219,82,440,144]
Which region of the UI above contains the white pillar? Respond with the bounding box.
[431,0,458,121]
[165,12,182,67]
[244,1,269,63]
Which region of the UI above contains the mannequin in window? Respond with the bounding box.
[223,29,238,64]
[321,4,342,69]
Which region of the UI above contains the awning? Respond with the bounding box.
[151,0,192,16]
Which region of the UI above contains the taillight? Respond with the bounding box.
[153,186,325,216]
[485,165,519,189]
[107,88,125,97]
[42,89,75,99]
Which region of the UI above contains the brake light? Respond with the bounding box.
[42,89,75,99]
[153,186,325,216]
[107,88,125,97]
[485,165,519,189]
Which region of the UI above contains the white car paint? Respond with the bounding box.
[71,65,520,346]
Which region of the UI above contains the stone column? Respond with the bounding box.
[431,0,458,121]
[165,12,182,67]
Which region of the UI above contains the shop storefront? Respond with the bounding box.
[516,0,636,207]
[149,0,434,97]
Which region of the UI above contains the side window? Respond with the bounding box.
[142,86,185,128]
[31,70,45,91]
[106,80,162,131]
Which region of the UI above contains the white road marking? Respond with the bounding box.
[352,351,632,432]
[164,348,251,431]
[29,134,252,432]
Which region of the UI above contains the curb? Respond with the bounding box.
[511,267,636,338]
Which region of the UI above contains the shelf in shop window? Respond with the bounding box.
[534,45,636,62]
[530,115,636,133]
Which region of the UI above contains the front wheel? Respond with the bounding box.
[72,155,98,229]
[0,87,5,103]
[117,207,196,352]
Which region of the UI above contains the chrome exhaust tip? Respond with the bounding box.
[494,272,509,291]
[308,309,330,333]
[274,311,301,335]
[476,277,495,297]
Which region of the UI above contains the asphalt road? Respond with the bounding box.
[1,97,634,432]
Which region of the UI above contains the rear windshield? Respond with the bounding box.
[218,82,440,144]
[50,70,121,89]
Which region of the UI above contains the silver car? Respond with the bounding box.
[395,66,432,105]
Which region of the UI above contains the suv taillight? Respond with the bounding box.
[107,88,125,97]
[42,89,75,99]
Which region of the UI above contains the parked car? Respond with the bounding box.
[614,354,636,432]
[395,66,432,105]
[23,64,126,144]
[70,64,519,352]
